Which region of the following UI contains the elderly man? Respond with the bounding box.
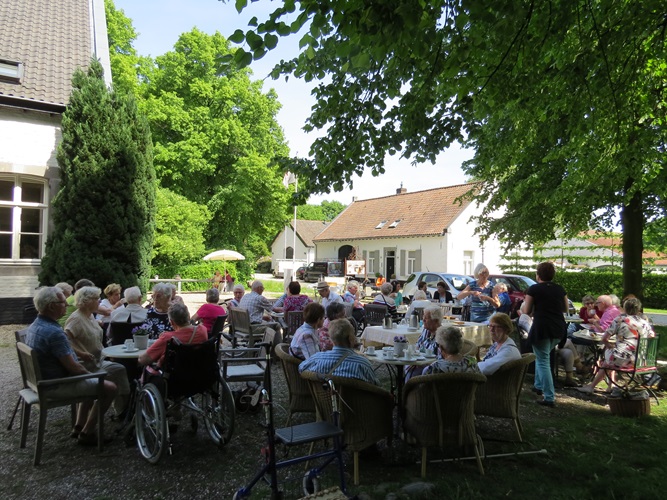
[239,280,276,323]
[317,281,343,310]
[590,295,620,333]
[230,284,245,308]
[299,318,378,385]
[110,286,148,323]
[26,286,118,446]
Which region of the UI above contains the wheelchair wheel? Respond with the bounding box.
[202,379,235,447]
[135,383,167,464]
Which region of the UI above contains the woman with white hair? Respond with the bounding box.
[487,282,512,315]
[456,263,495,323]
[65,286,130,437]
[146,282,173,339]
[373,281,398,317]
[343,280,365,323]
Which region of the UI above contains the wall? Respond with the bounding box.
[0,107,61,322]
[270,224,316,269]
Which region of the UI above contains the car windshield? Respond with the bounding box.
[447,275,472,291]
[513,276,536,292]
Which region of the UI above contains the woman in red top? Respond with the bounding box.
[192,288,227,332]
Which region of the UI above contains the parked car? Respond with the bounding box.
[295,266,306,280]
[303,261,344,282]
[403,272,473,301]
[489,274,576,317]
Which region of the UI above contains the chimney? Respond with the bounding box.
[396,182,407,195]
[352,196,358,202]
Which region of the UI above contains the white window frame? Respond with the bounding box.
[368,257,375,274]
[0,175,48,262]
[463,251,474,275]
[407,251,416,275]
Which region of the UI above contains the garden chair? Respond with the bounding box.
[274,343,316,425]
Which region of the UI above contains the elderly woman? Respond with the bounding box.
[65,286,130,441]
[457,263,496,323]
[421,326,481,375]
[110,286,147,323]
[522,262,568,407]
[192,287,227,332]
[373,281,398,317]
[318,302,346,351]
[486,282,511,316]
[433,281,453,304]
[229,284,245,308]
[282,281,312,314]
[97,283,124,328]
[406,290,432,317]
[343,280,365,323]
[578,297,654,395]
[289,302,325,360]
[146,282,173,339]
[478,313,521,375]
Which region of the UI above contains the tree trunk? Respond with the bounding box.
[621,190,643,300]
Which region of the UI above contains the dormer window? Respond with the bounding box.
[0,59,23,84]
[375,220,387,229]
[388,219,401,228]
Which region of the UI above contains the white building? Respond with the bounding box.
[270,219,329,270]
[0,0,111,323]
[312,184,504,279]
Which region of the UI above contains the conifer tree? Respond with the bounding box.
[39,59,155,291]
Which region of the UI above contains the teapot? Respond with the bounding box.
[409,312,419,329]
[383,314,393,329]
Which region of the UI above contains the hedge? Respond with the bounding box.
[508,270,667,309]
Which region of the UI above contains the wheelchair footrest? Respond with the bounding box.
[274,422,343,446]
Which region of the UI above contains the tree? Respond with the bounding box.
[153,187,210,267]
[295,200,346,221]
[231,0,667,298]
[104,0,147,95]
[39,60,156,291]
[139,28,290,255]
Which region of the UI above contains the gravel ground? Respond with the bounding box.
[0,297,644,499]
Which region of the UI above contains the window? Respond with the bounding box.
[388,219,401,228]
[407,251,416,274]
[0,58,23,83]
[285,246,294,259]
[375,220,387,229]
[0,176,48,260]
[463,251,474,275]
[368,257,375,274]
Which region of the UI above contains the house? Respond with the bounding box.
[0,0,111,323]
[270,219,330,270]
[312,184,504,280]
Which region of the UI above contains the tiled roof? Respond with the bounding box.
[0,0,91,108]
[314,183,477,242]
[290,219,329,247]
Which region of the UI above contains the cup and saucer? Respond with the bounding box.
[365,347,377,356]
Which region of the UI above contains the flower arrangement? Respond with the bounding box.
[131,323,152,336]
[394,335,407,343]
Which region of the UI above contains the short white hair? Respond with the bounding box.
[75,286,101,308]
[251,280,263,292]
[233,284,245,293]
[424,305,443,321]
[152,282,172,297]
[413,290,427,300]
[473,263,489,279]
[33,286,62,314]
[124,286,142,304]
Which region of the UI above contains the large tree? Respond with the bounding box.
[40,60,156,291]
[230,0,667,297]
[139,28,290,256]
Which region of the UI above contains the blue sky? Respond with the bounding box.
[113,0,472,204]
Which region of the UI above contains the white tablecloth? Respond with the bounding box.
[362,321,491,347]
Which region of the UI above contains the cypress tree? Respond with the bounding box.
[39,59,155,292]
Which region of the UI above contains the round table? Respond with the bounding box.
[101,344,147,359]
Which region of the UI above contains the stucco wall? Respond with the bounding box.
[271,224,316,269]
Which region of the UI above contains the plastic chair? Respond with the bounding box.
[274,343,316,424]
[403,371,487,477]
[227,307,265,347]
[474,353,535,442]
[16,342,107,465]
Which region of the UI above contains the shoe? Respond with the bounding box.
[70,424,83,439]
[536,399,555,408]
[77,432,113,446]
[563,378,580,388]
[577,385,594,395]
[531,387,543,396]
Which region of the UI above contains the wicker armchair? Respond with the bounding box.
[274,343,315,424]
[461,339,478,359]
[403,371,487,478]
[474,353,536,442]
[301,371,393,485]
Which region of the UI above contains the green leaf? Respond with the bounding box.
[234,49,253,68]
[235,0,248,14]
[229,29,245,44]
[264,33,279,50]
[246,31,264,50]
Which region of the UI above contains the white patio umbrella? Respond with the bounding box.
[203,249,245,277]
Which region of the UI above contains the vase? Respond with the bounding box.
[133,334,148,350]
[394,342,408,358]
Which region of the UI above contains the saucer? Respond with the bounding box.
[424,354,436,359]
[365,352,377,356]
[123,347,139,353]
[407,327,419,332]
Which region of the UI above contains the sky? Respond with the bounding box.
[113,0,473,204]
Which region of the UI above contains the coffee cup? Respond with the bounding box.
[124,339,134,350]
[366,346,375,355]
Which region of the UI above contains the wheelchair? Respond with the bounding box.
[134,336,235,463]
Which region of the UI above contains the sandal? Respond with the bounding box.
[70,425,83,439]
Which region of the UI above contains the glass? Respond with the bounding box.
[0,180,14,201]
[22,182,44,203]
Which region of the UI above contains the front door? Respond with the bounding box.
[385,250,396,279]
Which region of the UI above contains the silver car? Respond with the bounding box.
[403,272,473,301]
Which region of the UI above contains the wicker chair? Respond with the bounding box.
[474,353,536,442]
[301,371,393,485]
[284,310,304,341]
[403,371,487,478]
[461,339,478,360]
[274,343,315,424]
